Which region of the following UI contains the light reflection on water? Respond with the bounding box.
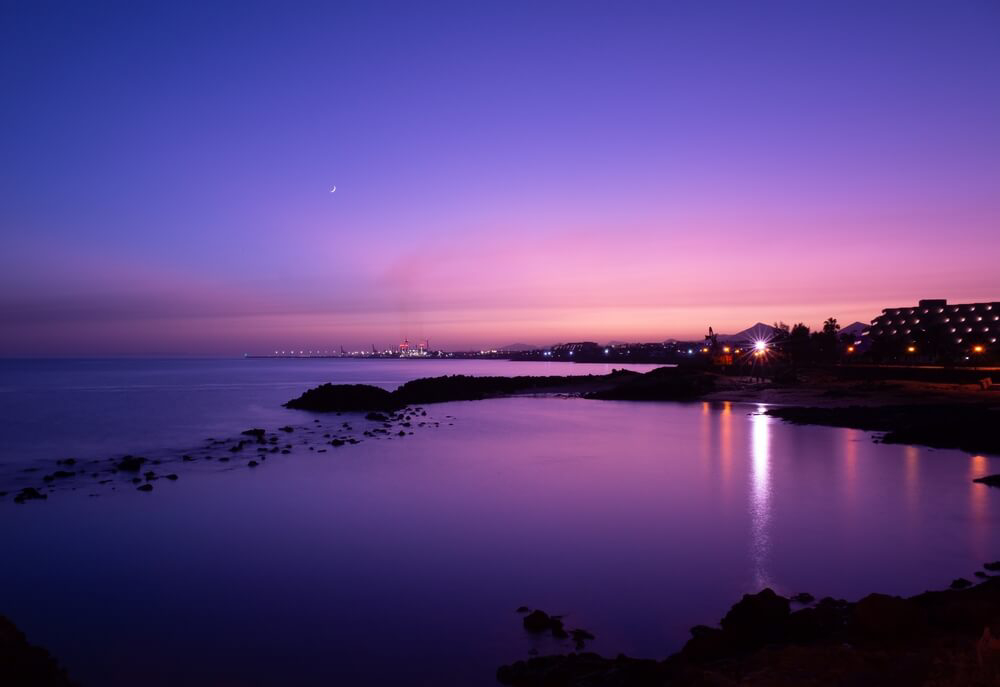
[749,405,772,589]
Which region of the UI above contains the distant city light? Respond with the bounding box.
[907,345,916,353]
[973,345,984,353]
[722,346,730,353]
[847,346,855,353]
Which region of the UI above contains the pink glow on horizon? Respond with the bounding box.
[2,3,998,355]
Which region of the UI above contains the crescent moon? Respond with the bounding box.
[330,186,337,193]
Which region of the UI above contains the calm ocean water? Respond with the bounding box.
[0,358,998,686]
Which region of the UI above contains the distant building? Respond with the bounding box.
[867,299,998,355]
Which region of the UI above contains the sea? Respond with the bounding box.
[0,358,997,686]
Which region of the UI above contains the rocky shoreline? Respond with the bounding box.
[498,570,1000,686]
[0,615,76,686]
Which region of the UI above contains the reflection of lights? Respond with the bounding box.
[749,406,772,589]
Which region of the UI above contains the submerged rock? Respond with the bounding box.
[136,484,153,492]
[241,428,266,442]
[42,471,75,483]
[13,487,47,504]
[114,455,146,472]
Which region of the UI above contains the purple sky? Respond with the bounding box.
[2,1,998,355]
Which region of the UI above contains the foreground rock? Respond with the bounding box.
[0,615,76,685]
[498,577,1000,686]
[767,404,1000,456]
[975,474,1000,487]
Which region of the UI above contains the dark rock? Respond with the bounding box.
[852,593,927,639]
[165,474,178,481]
[143,471,156,481]
[950,577,972,589]
[13,488,47,504]
[114,455,146,472]
[279,426,294,433]
[973,474,1000,487]
[131,477,141,484]
[241,428,266,442]
[182,455,195,461]
[0,614,76,685]
[366,412,389,421]
[56,458,76,466]
[285,384,403,412]
[248,461,259,467]
[331,439,345,447]
[523,610,553,633]
[42,470,75,482]
[136,484,153,492]
[719,588,790,645]
[985,561,1000,572]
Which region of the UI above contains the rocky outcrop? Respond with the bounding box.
[283,368,708,413]
[498,577,1000,686]
[284,383,403,412]
[0,615,76,686]
[586,367,716,402]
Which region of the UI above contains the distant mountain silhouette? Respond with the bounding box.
[716,322,779,343]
